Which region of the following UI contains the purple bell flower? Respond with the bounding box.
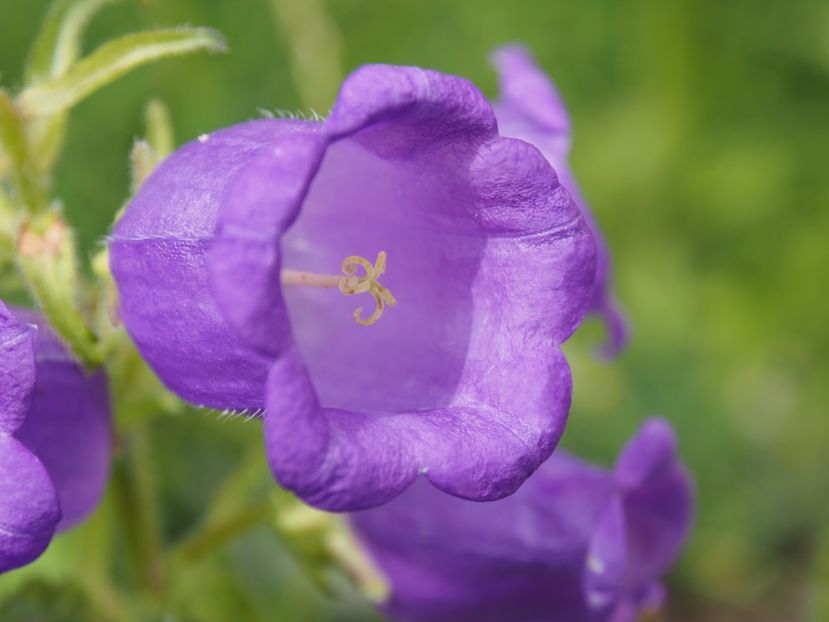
[491,45,628,358]
[350,418,694,622]
[110,63,597,510]
[0,302,112,573]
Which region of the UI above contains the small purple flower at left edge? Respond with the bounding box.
[350,418,694,622]
[0,301,112,573]
[491,45,629,358]
[110,62,598,510]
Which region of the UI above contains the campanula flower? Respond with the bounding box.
[351,418,693,622]
[491,45,628,357]
[110,63,597,510]
[0,303,111,573]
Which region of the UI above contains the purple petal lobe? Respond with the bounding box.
[490,45,629,357]
[14,365,111,531]
[11,310,113,530]
[0,302,36,434]
[325,64,497,147]
[490,45,571,137]
[209,127,326,356]
[110,121,292,409]
[614,418,694,587]
[265,348,575,511]
[352,454,614,622]
[0,434,60,573]
[583,498,627,618]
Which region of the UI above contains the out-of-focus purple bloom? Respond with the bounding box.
[0,302,111,573]
[351,419,694,622]
[110,64,597,510]
[491,45,628,358]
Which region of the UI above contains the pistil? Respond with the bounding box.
[280,251,396,326]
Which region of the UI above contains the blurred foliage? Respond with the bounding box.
[1,0,827,620]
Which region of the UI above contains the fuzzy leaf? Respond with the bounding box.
[18,28,227,118]
[25,0,124,84]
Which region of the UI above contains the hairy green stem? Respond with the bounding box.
[17,213,102,367]
[112,427,166,598]
[0,91,48,213]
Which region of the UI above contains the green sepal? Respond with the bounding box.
[17,211,101,367]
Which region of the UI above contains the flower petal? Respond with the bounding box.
[208,128,326,357]
[491,45,628,357]
[583,497,628,620]
[352,452,614,563]
[110,121,293,409]
[0,303,36,434]
[0,434,60,573]
[349,449,616,621]
[11,309,113,530]
[265,346,575,511]
[349,420,692,621]
[14,367,111,530]
[614,418,695,587]
[490,45,571,138]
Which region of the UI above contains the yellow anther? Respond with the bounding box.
[338,252,397,326]
[280,251,396,327]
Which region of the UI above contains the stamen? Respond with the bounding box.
[280,251,397,326]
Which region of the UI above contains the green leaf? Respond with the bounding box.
[18,28,227,118]
[25,0,124,84]
[24,0,125,175]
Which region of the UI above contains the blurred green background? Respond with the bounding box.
[1,0,828,620]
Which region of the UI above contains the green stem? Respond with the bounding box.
[811,525,829,621]
[0,90,47,213]
[174,500,273,563]
[131,426,166,593]
[80,577,135,622]
[172,446,274,563]
[112,427,166,597]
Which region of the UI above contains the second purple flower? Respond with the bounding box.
[0,302,112,573]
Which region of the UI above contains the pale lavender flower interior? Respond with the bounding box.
[282,138,483,412]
